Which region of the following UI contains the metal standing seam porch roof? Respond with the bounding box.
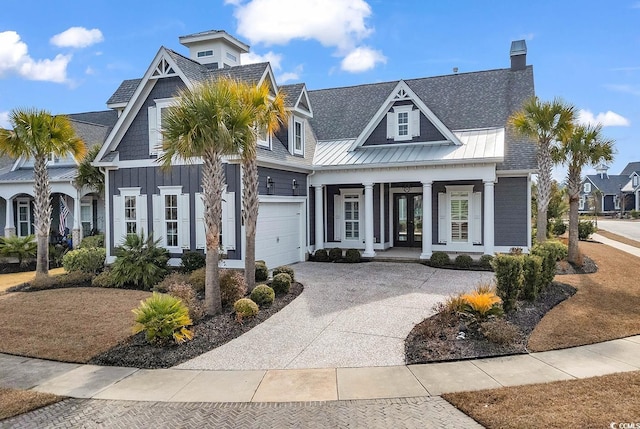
[313,127,504,168]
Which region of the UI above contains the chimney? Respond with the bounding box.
[510,40,527,71]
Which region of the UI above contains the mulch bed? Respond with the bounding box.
[89,283,303,369]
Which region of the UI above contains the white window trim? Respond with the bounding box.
[583,182,591,193]
[394,105,413,141]
[257,125,272,150]
[579,196,585,210]
[155,186,187,252]
[633,175,638,187]
[341,189,363,243]
[441,185,480,248]
[80,199,93,234]
[614,194,621,210]
[16,198,30,238]
[113,187,147,246]
[197,50,213,58]
[149,98,175,156]
[293,118,304,155]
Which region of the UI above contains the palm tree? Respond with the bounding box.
[75,144,105,196]
[233,81,287,291]
[158,78,237,315]
[510,97,575,243]
[553,124,614,264]
[0,108,85,278]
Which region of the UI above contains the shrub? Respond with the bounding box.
[429,251,450,268]
[479,254,494,269]
[189,267,205,293]
[271,272,291,295]
[0,234,37,267]
[154,272,192,293]
[454,254,473,269]
[474,282,495,295]
[49,243,68,268]
[461,290,503,319]
[491,254,523,313]
[509,247,523,255]
[531,240,567,289]
[522,254,543,301]
[479,319,521,345]
[180,251,206,273]
[345,248,361,263]
[78,234,105,249]
[442,294,467,313]
[132,292,194,344]
[255,261,269,282]
[110,232,169,290]
[56,271,94,288]
[540,240,568,261]
[329,247,343,261]
[551,218,567,236]
[250,284,275,306]
[234,298,259,322]
[273,265,295,282]
[578,220,596,240]
[168,283,204,323]
[220,269,248,307]
[314,248,330,262]
[62,247,106,274]
[92,269,117,288]
[630,210,640,220]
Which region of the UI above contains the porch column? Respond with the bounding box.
[314,185,324,250]
[363,183,375,257]
[4,197,15,237]
[72,192,82,249]
[636,190,639,211]
[420,181,432,259]
[483,180,495,255]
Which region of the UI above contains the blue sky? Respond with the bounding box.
[1,0,638,179]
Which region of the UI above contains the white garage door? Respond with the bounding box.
[255,202,303,268]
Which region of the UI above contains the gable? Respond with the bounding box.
[364,100,446,146]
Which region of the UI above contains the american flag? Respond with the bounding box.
[59,196,70,236]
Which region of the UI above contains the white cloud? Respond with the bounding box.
[577,109,630,127]
[605,83,640,96]
[519,33,535,41]
[340,46,386,72]
[0,111,10,129]
[0,31,70,83]
[50,27,104,48]
[242,51,283,70]
[277,65,303,83]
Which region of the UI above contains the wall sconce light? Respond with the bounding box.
[292,179,299,195]
[266,176,275,194]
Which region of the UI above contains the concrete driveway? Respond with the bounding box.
[177,261,493,371]
[597,219,640,241]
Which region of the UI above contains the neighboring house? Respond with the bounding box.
[580,162,640,215]
[88,30,536,268]
[0,111,117,244]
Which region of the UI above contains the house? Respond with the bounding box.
[0,111,117,245]
[580,162,640,215]
[3,30,534,268]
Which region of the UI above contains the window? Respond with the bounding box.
[614,195,621,210]
[164,194,179,247]
[257,125,271,149]
[634,175,638,187]
[17,199,30,237]
[114,188,146,246]
[124,196,137,235]
[153,187,189,251]
[579,196,585,210]
[197,50,213,58]
[583,182,591,193]
[81,201,93,236]
[397,111,409,137]
[148,98,175,156]
[293,119,304,155]
[450,191,469,242]
[344,194,360,240]
[226,52,237,62]
[386,105,419,141]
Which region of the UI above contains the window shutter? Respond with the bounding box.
[137,195,147,236]
[438,192,447,243]
[112,195,124,246]
[152,194,162,244]
[333,194,341,241]
[411,109,420,137]
[222,191,236,251]
[472,192,482,244]
[195,193,205,250]
[180,194,190,249]
[148,106,157,155]
[386,112,395,139]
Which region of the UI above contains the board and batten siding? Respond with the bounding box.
[494,176,528,247]
[108,163,241,259]
[257,166,308,197]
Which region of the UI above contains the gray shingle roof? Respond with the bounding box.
[621,162,640,176]
[67,110,118,127]
[279,83,305,108]
[586,174,630,194]
[106,79,141,105]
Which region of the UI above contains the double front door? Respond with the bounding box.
[394,193,423,247]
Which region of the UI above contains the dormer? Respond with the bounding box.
[179,30,249,68]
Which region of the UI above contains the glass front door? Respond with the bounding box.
[394,193,423,247]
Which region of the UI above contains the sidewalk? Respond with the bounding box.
[2,336,639,403]
[592,232,640,258]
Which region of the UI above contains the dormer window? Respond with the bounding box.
[257,126,271,149]
[386,105,420,142]
[197,50,213,58]
[397,111,409,137]
[583,182,591,193]
[293,119,304,155]
[633,175,638,187]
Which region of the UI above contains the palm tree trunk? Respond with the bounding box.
[566,166,581,264]
[242,157,259,292]
[33,155,51,278]
[202,148,223,315]
[536,143,552,243]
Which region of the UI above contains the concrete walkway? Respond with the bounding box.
[592,232,640,258]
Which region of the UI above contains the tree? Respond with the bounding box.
[0,109,85,278]
[75,144,105,196]
[553,124,614,263]
[233,81,287,291]
[510,97,575,243]
[158,78,237,315]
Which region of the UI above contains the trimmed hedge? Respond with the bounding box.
[492,254,523,313]
[271,273,291,295]
[429,251,450,268]
[62,247,106,274]
[273,265,295,282]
